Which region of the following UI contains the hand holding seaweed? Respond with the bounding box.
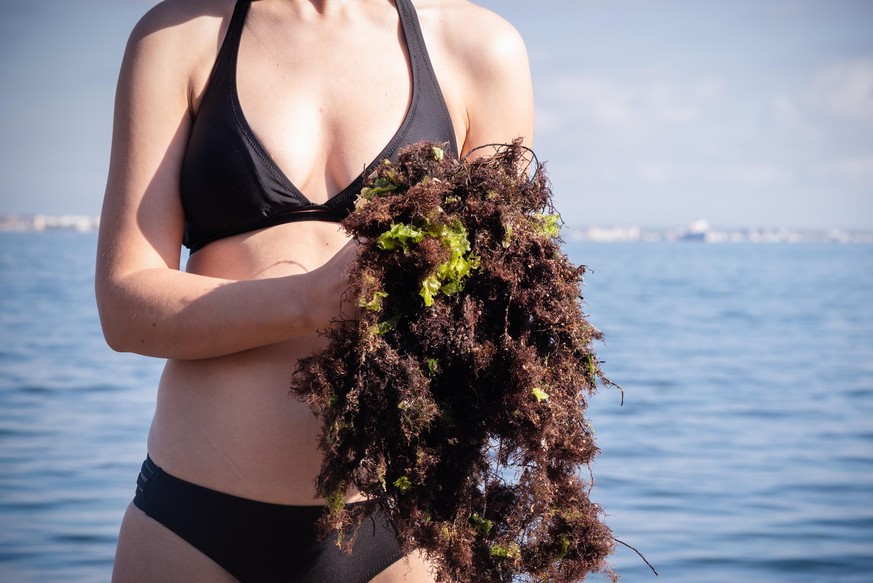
[292,140,617,582]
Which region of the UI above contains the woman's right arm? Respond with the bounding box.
[95,5,350,361]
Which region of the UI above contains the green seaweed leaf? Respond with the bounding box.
[490,543,520,559]
[470,512,494,535]
[418,220,480,305]
[359,176,400,201]
[533,213,561,238]
[359,290,388,312]
[373,315,401,336]
[377,223,424,252]
[558,535,571,560]
[394,476,413,493]
[420,275,441,307]
[532,387,550,402]
[501,222,514,248]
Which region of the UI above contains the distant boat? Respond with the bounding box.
[679,219,710,242]
[679,231,707,242]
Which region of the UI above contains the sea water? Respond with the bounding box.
[1,232,871,582]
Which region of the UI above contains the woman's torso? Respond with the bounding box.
[147,0,465,505]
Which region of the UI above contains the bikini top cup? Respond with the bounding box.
[180,0,459,252]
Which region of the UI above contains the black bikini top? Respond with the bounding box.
[180,0,458,252]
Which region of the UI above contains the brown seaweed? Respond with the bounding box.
[292,140,618,582]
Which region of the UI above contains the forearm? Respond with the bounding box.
[97,267,337,360]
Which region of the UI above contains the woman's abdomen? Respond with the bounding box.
[145,334,349,505]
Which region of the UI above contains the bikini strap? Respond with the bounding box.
[394,0,459,156]
[219,1,252,75]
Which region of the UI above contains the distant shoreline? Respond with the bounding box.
[1,213,871,244]
[0,213,99,233]
[564,224,873,244]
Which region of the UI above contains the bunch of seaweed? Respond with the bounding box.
[292,140,617,582]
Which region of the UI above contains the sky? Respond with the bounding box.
[1,0,871,230]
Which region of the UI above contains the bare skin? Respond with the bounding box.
[98,0,533,580]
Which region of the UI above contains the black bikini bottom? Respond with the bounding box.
[132,456,405,582]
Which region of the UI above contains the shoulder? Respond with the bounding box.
[127,0,233,46]
[120,0,236,107]
[124,1,234,82]
[414,0,529,75]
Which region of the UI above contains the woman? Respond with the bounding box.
[97,0,533,580]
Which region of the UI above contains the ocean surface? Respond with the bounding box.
[0,231,871,582]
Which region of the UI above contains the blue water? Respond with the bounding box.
[1,232,871,582]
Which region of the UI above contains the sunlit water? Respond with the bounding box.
[1,232,871,582]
